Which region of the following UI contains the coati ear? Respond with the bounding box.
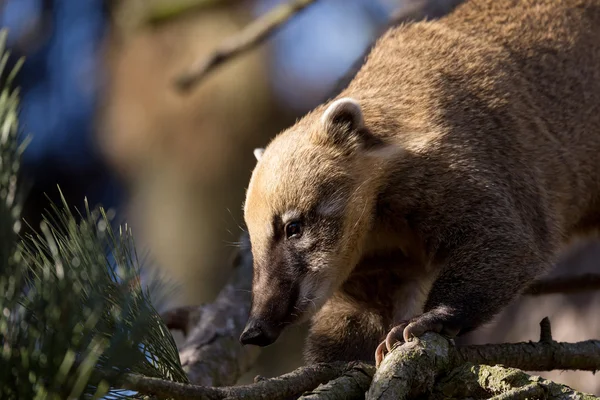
[321,97,364,133]
[253,148,265,162]
[320,97,380,150]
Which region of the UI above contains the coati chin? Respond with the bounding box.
[239,0,600,366]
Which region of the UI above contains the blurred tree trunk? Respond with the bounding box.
[97,0,292,306]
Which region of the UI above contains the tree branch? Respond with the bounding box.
[298,363,376,400]
[128,316,599,399]
[523,273,600,296]
[369,318,600,399]
[173,0,471,94]
[457,337,600,372]
[457,316,600,372]
[144,0,234,26]
[121,362,363,400]
[166,233,261,386]
[173,0,319,93]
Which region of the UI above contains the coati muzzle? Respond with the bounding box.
[239,317,282,347]
[240,273,300,347]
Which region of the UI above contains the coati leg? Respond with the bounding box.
[304,294,387,364]
[378,226,552,364]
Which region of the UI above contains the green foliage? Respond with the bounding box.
[0,30,188,399]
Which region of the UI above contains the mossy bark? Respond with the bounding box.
[433,363,599,400]
[367,333,456,400]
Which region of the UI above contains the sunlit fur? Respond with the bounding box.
[243,0,600,364]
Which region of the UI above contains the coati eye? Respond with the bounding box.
[284,221,303,239]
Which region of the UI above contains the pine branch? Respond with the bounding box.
[0,31,187,397]
[173,0,319,92]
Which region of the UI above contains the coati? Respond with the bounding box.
[239,0,600,366]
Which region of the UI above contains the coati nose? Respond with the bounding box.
[239,318,277,347]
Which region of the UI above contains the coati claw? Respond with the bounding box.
[375,341,387,367]
[375,322,408,367]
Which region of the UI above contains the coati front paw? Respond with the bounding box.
[375,310,464,366]
[375,321,408,367]
[402,309,461,342]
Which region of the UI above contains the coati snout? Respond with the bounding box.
[240,257,302,346]
[239,318,280,347]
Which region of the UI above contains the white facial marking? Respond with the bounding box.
[282,209,301,224]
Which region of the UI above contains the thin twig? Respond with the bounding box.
[539,316,553,343]
[145,0,233,26]
[174,0,319,92]
[523,273,600,296]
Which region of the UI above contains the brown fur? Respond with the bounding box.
[241,0,600,364]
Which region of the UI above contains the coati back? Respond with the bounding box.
[240,0,600,365]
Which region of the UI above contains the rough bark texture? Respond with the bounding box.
[298,363,376,400]
[367,319,600,400]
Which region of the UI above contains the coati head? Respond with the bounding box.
[240,97,400,347]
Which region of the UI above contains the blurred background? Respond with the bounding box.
[1,0,598,394]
